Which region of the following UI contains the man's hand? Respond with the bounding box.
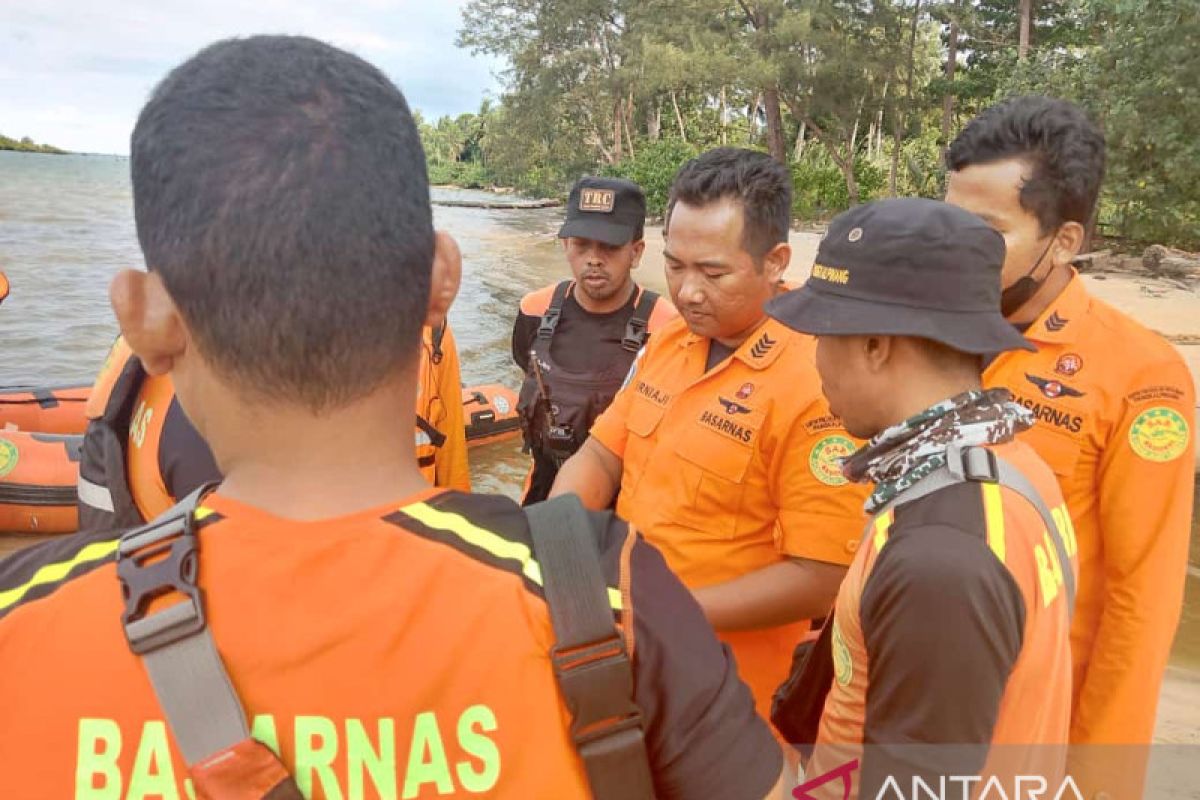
[693,557,846,632]
[548,436,623,510]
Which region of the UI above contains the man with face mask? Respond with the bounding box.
[946,97,1195,778]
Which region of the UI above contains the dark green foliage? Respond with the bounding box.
[601,139,698,216]
[791,151,886,219]
[0,134,67,154]
[411,0,1199,246]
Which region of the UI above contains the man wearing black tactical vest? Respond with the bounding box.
[512,176,676,504]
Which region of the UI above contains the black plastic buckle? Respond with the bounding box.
[117,510,204,655]
[621,317,648,353]
[537,309,561,339]
[551,635,644,740]
[576,710,648,759]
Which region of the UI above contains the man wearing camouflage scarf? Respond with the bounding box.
[766,198,1076,797]
[843,386,1033,513]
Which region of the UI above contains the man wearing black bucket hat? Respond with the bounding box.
[512,176,676,504]
[768,198,1077,795]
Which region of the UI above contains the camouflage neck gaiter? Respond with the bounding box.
[842,387,1034,514]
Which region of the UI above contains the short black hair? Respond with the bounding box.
[947,96,1106,234]
[132,35,433,412]
[666,148,792,262]
[910,337,983,376]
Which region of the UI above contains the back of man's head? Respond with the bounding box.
[667,147,791,263]
[946,95,1106,234]
[132,35,433,413]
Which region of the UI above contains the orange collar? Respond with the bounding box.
[1021,270,1091,345]
[679,317,790,371]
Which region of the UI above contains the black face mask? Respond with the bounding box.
[1000,236,1057,317]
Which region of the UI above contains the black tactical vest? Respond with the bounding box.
[517,281,658,503]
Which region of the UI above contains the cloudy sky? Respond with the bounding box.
[1,0,504,155]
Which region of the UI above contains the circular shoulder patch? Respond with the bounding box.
[832,620,854,686]
[810,434,855,486]
[1128,407,1190,463]
[0,437,18,478]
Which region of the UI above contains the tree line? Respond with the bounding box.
[416,0,1197,249]
[0,134,67,155]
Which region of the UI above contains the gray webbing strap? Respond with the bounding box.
[989,455,1077,616]
[524,495,655,800]
[882,445,1076,616]
[138,622,250,763]
[118,484,249,765]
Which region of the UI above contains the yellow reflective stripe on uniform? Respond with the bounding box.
[0,505,216,614]
[401,501,624,611]
[872,510,893,552]
[0,539,118,613]
[981,483,1006,563]
[1050,505,1078,558]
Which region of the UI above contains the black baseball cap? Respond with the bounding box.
[766,197,1034,354]
[557,176,646,246]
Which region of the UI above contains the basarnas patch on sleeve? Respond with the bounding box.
[809,434,855,486]
[1128,406,1190,463]
[832,620,853,686]
[0,437,18,478]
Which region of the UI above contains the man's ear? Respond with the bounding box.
[862,335,894,374]
[109,269,188,376]
[1051,220,1086,269]
[426,230,463,328]
[630,239,646,269]
[762,242,792,284]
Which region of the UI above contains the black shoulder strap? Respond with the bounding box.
[415,413,448,449]
[537,281,573,340]
[523,495,656,800]
[621,288,659,353]
[430,320,447,365]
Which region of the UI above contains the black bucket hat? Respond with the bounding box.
[557,176,646,246]
[766,197,1034,355]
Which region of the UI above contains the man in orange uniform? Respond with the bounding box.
[0,36,787,799]
[769,197,1076,798]
[76,319,469,530]
[945,96,1195,772]
[552,147,869,723]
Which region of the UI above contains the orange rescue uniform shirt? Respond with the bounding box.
[88,328,471,521]
[811,440,1077,796]
[0,490,783,798]
[417,323,471,492]
[591,315,870,719]
[984,272,1196,745]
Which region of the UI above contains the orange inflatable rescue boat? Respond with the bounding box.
[0,382,520,445]
[461,383,521,446]
[0,384,90,435]
[0,431,81,534]
[0,383,519,535]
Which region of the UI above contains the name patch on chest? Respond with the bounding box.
[635,380,671,407]
[1016,395,1084,434]
[698,409,756,444]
